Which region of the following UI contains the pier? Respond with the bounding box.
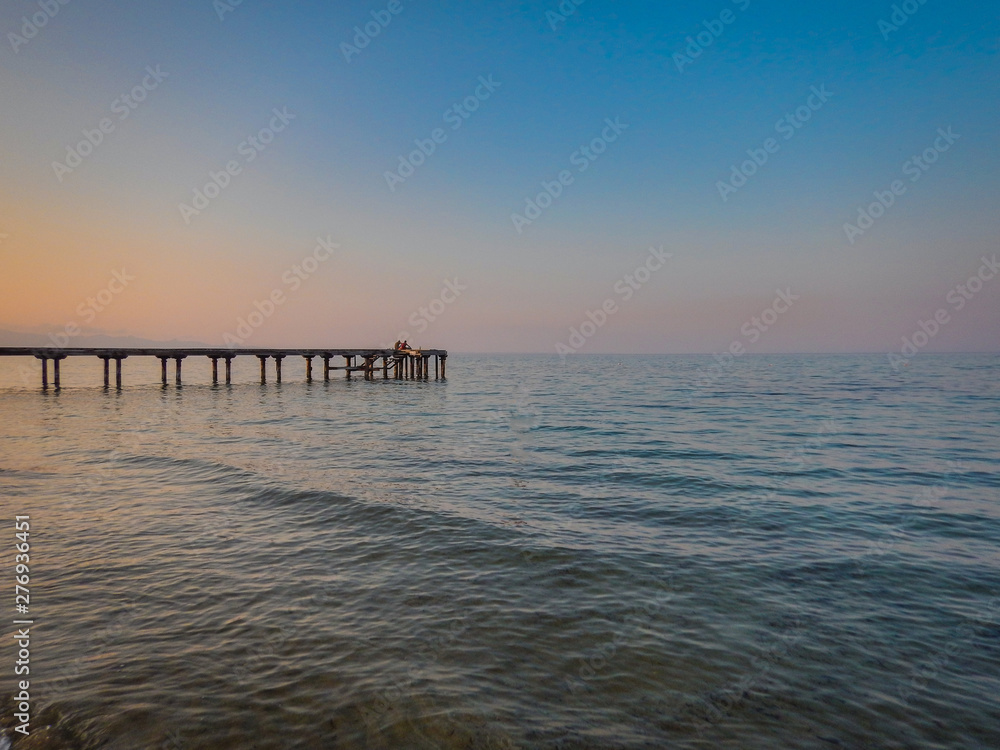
[0,348,447,388]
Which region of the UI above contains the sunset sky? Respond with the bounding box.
[1,0,997,353]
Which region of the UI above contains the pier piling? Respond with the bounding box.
[5,347,448,389]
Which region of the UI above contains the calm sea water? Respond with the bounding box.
[1,353,998,749]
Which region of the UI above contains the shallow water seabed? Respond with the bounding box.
[0,353,998,749]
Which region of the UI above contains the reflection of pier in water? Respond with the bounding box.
[0,348,447,388]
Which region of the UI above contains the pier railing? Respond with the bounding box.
[0,348,447,388]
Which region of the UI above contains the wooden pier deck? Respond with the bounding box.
[0,347,447,388]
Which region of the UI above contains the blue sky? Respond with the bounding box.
[1,0,997,353]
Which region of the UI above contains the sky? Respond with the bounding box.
[0,0,997,354]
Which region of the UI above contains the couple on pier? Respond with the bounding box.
[393,340,410,351]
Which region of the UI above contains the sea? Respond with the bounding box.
[0,352,997,749]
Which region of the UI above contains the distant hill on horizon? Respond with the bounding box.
[0,328,210,349]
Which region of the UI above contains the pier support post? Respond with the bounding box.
[13,349,447,389]
[114,357,125,389]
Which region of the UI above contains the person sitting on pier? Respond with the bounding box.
[401,340,410,351]
[394,340,402,350]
